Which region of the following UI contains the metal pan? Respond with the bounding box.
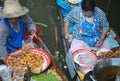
[93,58,120,81]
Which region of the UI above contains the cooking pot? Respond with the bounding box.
[93,58,120,81]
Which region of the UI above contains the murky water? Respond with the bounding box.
[96,0,120,34]
[20,0,120,80]
[20,0,61,54]
[20,0,71,80]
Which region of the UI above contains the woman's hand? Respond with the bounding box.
[96,38,104,47]
[64,32,70,39]
[96,30,108,47]
[64,22,70,39]
[30,30,36,37]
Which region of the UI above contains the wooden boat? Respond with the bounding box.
[58,9,82,81]
[32,37,68,81]
[0,37,68,81]
[58,7,120,81]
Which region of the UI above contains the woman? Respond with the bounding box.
[0,0,40,61]
[64,0,119,53]
[56,0,82,33]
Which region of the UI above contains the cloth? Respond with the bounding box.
[4,17,26,53]
[0,15,36,61]
[70,39,109,53]
[106,35,119,49]
[56,0,82,17]
[79,15,101,46]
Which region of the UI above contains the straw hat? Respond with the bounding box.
[0,0,29,18]
[68,0,81,4]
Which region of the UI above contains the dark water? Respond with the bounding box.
[20,0,120,80]
[96,0,120,34]
[20,0,71,80]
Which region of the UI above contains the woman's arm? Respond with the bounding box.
[96,7,109,47]
[96,30,108,47]
[22,15,36,33]
[64,22,70,39]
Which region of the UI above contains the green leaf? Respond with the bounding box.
[34,22,48,27]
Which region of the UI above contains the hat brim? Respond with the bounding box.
[0,7,29,18]
[68,0,80,4]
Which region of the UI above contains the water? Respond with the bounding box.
[95,0,120,34]
[20,0,71,80]
[20,0,62,55]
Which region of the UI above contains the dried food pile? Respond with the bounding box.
[98,47,120,59]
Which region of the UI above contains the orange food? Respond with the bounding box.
[7,51,44,73]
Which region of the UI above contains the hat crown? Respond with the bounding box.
[3,0,22,14]
[0,0,29,18]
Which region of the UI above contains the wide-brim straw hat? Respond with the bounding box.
[0,0,29,18]
[68,0,81,4]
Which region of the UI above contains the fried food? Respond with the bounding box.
[99,47,120,59]
[7,51,44,73]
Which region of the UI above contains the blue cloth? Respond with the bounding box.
[4,17,26,53]
[79,14,102,47]
[106,35,119,49]
[56,0,82,33]
[56,0,72,17]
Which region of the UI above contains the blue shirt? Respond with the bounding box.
[56,0,82,17]
[0,15,36,60]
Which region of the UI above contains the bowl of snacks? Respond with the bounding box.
[6,48,51,74]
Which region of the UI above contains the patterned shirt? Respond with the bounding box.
[64,6,109,39]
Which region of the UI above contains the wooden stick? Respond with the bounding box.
[55,27,58,48]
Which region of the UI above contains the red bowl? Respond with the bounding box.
[6,48,51,73]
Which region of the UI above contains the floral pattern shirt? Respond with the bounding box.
[64,7,109,40]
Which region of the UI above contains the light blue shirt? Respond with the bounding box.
[0,15,36,61]
[64,7,110,39]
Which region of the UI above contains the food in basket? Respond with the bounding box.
[6,48,51,74]
[7,51,44,73]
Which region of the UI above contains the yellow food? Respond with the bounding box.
[7,51,44,73]
[77,71,84,81]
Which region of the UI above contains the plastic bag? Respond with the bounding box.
[22,35,34,51]
[0,65,12,81]
[13,67,24,81]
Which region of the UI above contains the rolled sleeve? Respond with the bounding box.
[101,14,109,30]
[64,11,73,23]
[98,8,109,30]
[64,7,79,23]
[22,15,36,32]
